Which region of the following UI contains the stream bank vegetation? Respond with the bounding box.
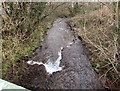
[1,2,120,89]
[69,2,120,88]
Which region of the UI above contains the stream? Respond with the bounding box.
[8,18,104,90]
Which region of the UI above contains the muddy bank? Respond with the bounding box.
[7,18,103,90]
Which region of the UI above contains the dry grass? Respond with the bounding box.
[1,2,120,88]
[2,2,70,79]
[2,2,48,79]
[69,6,120,88]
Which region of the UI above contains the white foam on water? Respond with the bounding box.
[66,42,74,47]
[69,42,73,45]
[66,46,70,48]
[27,47,63,74]
[27,60,43,65]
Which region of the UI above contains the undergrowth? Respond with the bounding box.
[1,2,120,89]
[69,2,120,89]
[2,2,70,80]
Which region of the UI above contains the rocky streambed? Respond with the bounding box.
[7,18,104,90]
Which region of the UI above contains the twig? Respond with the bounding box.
[83,19,119,76]
[40,3,66,21]
[99,2,114,13]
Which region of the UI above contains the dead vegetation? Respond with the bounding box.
[2,2,47,79]
[1,2,120,89]
[1,2,70,80]
[69,3,120,89]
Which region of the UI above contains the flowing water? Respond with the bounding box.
[7,18,103,90]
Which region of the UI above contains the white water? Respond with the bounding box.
[27,47,63,74]
[66,42,73,47]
